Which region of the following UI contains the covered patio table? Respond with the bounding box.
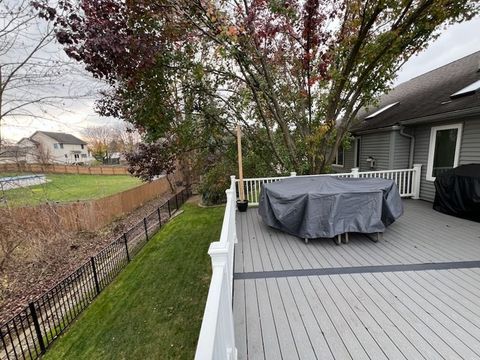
[258,176,403,244]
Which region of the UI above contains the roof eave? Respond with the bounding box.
[352,105,480,134]
[399,105,480,126]
[352,125,401,135]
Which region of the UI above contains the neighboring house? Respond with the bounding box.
[1,131,92,165]
[27,131,91,164]
[337,50,480,202]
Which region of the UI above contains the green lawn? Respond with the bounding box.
[43,203,223,360]
[1,174,142,206]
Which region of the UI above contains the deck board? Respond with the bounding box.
[233,199,480,359]
[235,200,480,272]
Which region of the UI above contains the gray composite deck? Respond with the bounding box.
[233,200,480,359]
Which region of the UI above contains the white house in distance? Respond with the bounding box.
[16,131,92,164]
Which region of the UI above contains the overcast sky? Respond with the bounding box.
[2,15,480,142]
[394,16,480,85]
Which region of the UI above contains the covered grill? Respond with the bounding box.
[433,164,480,222]
[258,176,403,240]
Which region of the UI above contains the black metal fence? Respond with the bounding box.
[0,188,191,360]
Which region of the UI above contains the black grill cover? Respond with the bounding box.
[433,164,480,222]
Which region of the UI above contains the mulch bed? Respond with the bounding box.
[0,189,180,324]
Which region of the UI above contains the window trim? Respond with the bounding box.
[353,137,361,168]
[426,123,463,182]
[332,146,345,168]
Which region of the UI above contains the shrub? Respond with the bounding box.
[198,164,231,206]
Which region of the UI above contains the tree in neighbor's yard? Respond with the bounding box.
[39,0,479,175]
[82,123,140,163]
[0,0,90,145]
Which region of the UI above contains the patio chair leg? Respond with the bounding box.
[335,234,341,245]
[342,232,349,244]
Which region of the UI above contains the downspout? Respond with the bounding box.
[399,126,415,168]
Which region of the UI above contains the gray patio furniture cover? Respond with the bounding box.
[258,176,403,239]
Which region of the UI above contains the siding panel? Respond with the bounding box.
[412,126,435,202]
[392,131,411,169]
[359,132,391,171]
[460,118,480,164]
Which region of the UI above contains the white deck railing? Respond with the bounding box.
[195,165,423,359]
[195,177,238,360]
[237,164,422,205]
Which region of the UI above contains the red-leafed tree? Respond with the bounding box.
[36,0,479,175]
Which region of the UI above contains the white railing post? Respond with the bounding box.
[208,245,232,301]
[412,164,422,200]
[228,182,238,244]
[351,168,360,178]
[290,171,297,177]
[230,175,236,200]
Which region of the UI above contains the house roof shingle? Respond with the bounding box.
[352,50,480,133]
[33,131,87,145]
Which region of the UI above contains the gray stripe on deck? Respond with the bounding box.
[234,260,480,280]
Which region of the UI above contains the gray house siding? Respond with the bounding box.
[413,117,480,202]
[412,126,435,202]
[335,117,479,202]
[459,118,480,164]
[339,130,411,172]
[332,143,355,173]
[358,132,391,171]
[391,131,411,169]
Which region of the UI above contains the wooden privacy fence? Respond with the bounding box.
[2,177,173,232]
[0,163,129,175]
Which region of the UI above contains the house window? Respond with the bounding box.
[426,123,462,181]
[333,146,344,167]
[54,143,58,149]
[81,144,84,149]
[81,153,87,158]
[59,143,64,149]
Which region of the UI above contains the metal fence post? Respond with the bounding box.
[143,217,149,240]
[157,208,162,226]
[123,233,130,262]
[91,257,101,294]
[29,302,46,354]
[167,199,171,217]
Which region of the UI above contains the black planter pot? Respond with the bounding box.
[237,200,249,212]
